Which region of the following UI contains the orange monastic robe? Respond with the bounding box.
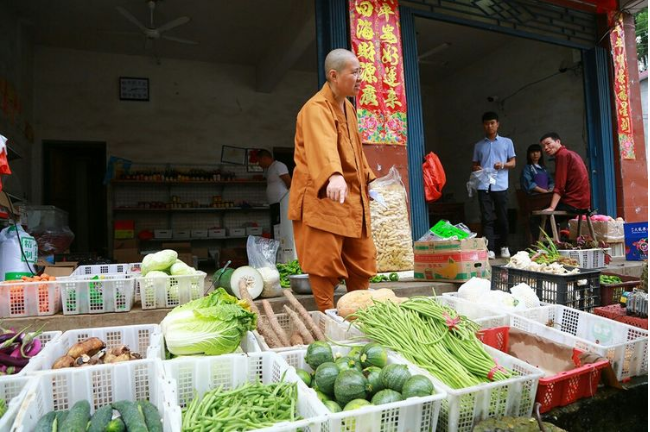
[289,83,377,311]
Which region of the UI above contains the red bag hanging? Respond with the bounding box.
[422,151,446,202]
[0,134,12,192]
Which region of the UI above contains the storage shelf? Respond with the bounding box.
[113,207,269,212]
[112,180,266,185]
[143,236,249,241]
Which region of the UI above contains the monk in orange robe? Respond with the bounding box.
[288,49,377,312]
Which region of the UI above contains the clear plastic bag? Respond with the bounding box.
[246,235,282,297]
[369,166,414,272]
[466,168,497,197]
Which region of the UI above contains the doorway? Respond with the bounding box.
[43,141,107,256]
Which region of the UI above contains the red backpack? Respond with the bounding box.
[422,152,446,202]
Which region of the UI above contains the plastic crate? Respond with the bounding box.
[0,280,61,318]
[164,352,328,432]
[558,248,609,269]
[71,262,141,276]
[0,376,32,431]
[479,326,610,413]
[11,359,178,432]
[136,272,207,309]
[59,274,136,314]
[599,271,642,306]
[32,324,163,372]
[162,330,261,357]
[593,304,648,330]
[4,331,62,376]
[609,242,625,258]
[254,310,365,352]
[511,305,648,381]
[491,264,601,312]
[435,295,511,329]
[279,344,446,432]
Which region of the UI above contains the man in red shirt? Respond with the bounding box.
[540,132,591,212]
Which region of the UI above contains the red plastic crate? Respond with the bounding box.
[593,304,648,330]
[479,326,610,413]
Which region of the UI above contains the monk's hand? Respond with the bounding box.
[327,174,348,204]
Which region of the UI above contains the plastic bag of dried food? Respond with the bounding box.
[369,166,414,272]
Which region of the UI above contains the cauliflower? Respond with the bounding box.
[510,283,541,308]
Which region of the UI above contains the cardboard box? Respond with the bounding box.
[43,266,74,277]
[192,246,209,258]
[154,229,173,239]
[209,228,226,238]
[163,242,191,252]
[414,237,490,282]
[177,253,194,266]
[114,239,138,249]
[624,222,648,261]
[112,248,141,264]
[569,219,625,242]
[230,228,246,237]
[174,230,191,240]
[191,230,208,238]
[246,227,263,236]
[114,229,134,239]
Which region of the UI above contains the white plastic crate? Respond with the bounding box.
[0,376,32,431]
[0,280,61,318]
[164,352,328,431]
[71,262,141,276]
[59,274,135,314]
[609,242,625,258]
[279,344,446,432]
[254,310,365,352]
[32,324,164,372]
[136,272,207,309]
[4,331,62,376]
[11,359,178,432]
[511,305,649,381]
[434,295,510,329]
[393,345,543,432]
[558,248,609,269]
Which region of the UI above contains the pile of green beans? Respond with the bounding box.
[350,297,513,389]
[182,380,300,432]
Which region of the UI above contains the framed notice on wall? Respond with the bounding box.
[119,77,149,101]
[220,145,246,165]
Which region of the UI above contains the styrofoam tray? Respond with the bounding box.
[511,305,648,381]
[11,359,178,432]
[59,274,135,314]
[31,324,163,372]
[279,344,447,432]
[0,376,33,431]
[136,272,206,309]
[254,310,365,352]
[164,352,328,431]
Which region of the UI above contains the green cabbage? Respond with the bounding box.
[161,288,257,356]
[170,261,195,275]
[141,249,178,275]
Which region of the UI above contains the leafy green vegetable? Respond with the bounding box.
[277,260,303,288]
[141,249,178,276]
[160,288,257,355]
[0,398,7,419]
[600,275,623,285]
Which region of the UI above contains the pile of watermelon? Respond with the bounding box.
[295,341,435,413]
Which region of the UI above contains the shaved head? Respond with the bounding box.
[324,49,358,82]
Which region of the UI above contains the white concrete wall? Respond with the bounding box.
[32,47,318,201]
[422,37,585,242]
[0,3,34,201]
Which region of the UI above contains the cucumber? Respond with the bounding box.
[112,400,148,432]
[138,400,163,432]
[33,411,56,432]
[87,405,113,432]
[59,400,91,432]
[105,417,126,432]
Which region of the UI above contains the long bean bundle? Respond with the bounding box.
[350,297,512,389]
[182,379,300,432]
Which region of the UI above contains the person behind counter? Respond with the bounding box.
[257,149,291,235]
[288,48,377,312]
[520,144,554,194]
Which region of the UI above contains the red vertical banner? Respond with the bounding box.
[350,0,407,145]
[609,12,636,160]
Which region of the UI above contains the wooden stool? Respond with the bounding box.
[532,210,570,242]
[531,210,597,242]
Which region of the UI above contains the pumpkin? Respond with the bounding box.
[337,289,406,319]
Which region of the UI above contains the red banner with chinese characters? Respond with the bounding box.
[609,12,636,160]
[350,0,407,145]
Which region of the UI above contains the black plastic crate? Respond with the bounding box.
[491,265,601,312]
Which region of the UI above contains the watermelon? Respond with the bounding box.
[380,364,411,392]
[343,399,373,411]
[335,356,363,373]
[334,370,369,407]
[360,343,388,369]
[305,342,334,370]
[371,389,404,405]
[402,375,435,398]
[363,366,384,397]
[314,362,340,396]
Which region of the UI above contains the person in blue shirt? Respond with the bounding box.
[472,112,516,259]
[520,144,553,194]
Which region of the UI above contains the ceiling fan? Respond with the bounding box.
[116,0,198,49]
